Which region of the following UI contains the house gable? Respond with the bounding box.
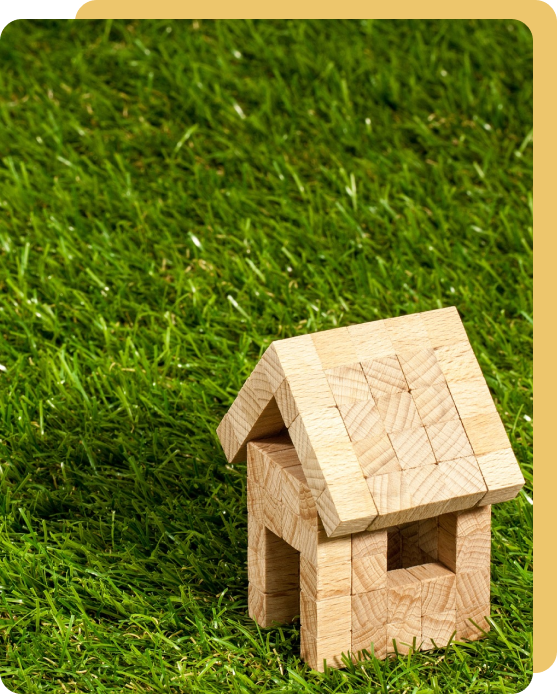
[216,307,524,538]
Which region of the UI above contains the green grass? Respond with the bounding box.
[0,18,532,693]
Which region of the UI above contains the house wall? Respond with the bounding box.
[247,439,491,671]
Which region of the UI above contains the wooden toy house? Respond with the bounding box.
[216,308,525,670]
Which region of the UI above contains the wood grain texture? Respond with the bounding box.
[216,414,241,463]
[300,556,351,600]
[421,610,456,650]
[387,569,421,622]
[461,412,510,456]
[376,391,421,434]
[389,427,436,470]
[438,529,491,573]
[299,525,352,567]
[434,340,483,382]
[476,449,525,505]
[352,529,388,559]
[347,320,395,362]
[300,627,351,671]
[354,434,401,477]
[456,603,490,641]
[426,419,473,462]
[387,617,421,655]
[437,457,487,512]
[352,554,387,594]
[281,463,306,515]
[456,568,490,611]
[384,313,432,353]
[398,349,444,391]
[339,400,386,442]
[407,562,456,614]
[325,363,372,406]
[248,545,299,592]
[439,505,491,538]
[311,327,358,369]
[421,306,469,348]
[281,504,301,551]
[418,517,439,561]
[300,591,352,638]
[248,583,299,628]
[275,377,299,427]
[361,356,408,398]
[352,591,388,655]
[352,623,387,660]
[411,383,459,427]
[448,378,497,419]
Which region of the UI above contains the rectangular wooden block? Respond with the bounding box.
[418,517,439,561]
[352,622,387,659]
[217,414,241,463]
[352,529,388,559]
[411,383,459,427]
[339,400,386,442]
[300,556,351,600]
[354,434,401,477]
[400,522,422,569]
[476,449,525,505]
[281,504,301,551]
[247,480,264,522]
[281,464,306,515]
[275,377,299,427]
[248,546,299,592]
[461,412,510,456]
[387,529,402,570]
[456,569,490,611]
[448,378,497,419]
[438,529,491,574]
[375,391,421,434]
[434,340,483,383]
[407,562,456,614]
[299,523,351,567]
[426,419,473,462]
[347,320,395,362]
[312,327,359,370]
[384,312,432,353]
[361,355,408,398]
[300,627,351,671]
[456,603,490,641]
[300,591,351,638]
[387,617,421,655]
[389,427,436,470]
[387,569,421,622]
[352,554,387,594]
[437,456,487,513]
[421,306,469,348]
[248,583,299,628]
[421,610,456,650]
[325,363,373,406]
[261,484,282,538]
[247,516,288,557]
[352,589,388,633]
[439,505,491,539]
[397,349,445,391]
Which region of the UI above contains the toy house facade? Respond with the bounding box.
[216,308,525,670]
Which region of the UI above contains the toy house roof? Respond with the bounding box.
[216,308,524,538]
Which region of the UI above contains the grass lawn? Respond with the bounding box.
[0,18,532,693]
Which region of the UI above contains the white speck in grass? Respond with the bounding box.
[450,287,456,293]
[35,313,41,318]
[166,26,172,33]
[525,494,533,505]
[428,246,434,251]
[228,295,240,310]
[233,102,246,119]
[36,136,43,144]
[190,234,202,249]
[524,414,532,422]
[472,225,483,233]
[232,49,242,59]
[483,123,492,131]
[365,118,371,125]
[104,286,110,292]
[0,364,6,372]
[440,69,448,77]
[287,266,293,273]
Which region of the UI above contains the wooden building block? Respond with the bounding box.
[408,562,456,614]
[247,480,264,522]
[300,628,351,671]
[421,306,469,348]
[300,485,319,524]
[247,516,284,557]
[418,517,439,561]
[421,611,456,650]
[434,340,483,383]
[384,313,432,353]
[275,377,299,427]
[352,554,387,593]
[387,618,421,655]
[456,569,490,611]
[248,583,299,628]
[437,457,487,512]
[299,525,352,567]
[300,591,352,637]
[312,327,358,369]
[439,505,491,539]
[352,624,387,660]
[282,504,301,551]
[456,603,490,641]
[400,522,422,568]
[461,412,510,457]
[216,414,241,462]
[412,383,459,427]
[375,391,421,434]
[325,363,372,406]
[339,400,386,442]
[354,434,401,477]
[476,449,525,505]
[361,356,408,398]
[389,427,436,470]
[438,529,491,573]
[300,556,351,600]
[426,419,473,462]
[387,569,421,622]
[448,378,497,419]
[347,320,395,362]
[284,371,337,415]
[398,349,445,391]
[253,434,294,456]
[248,546,299,592]
[352,592,388,654]
[387,528,402,570]
[281,464,306,515]
[258,343,286,393]
[352,529,388,559]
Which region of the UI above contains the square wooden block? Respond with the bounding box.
[426,419,473,462]
[387,569,421,622]
[398,349,445,391]
[461,412,510,457]
[456,568,490,611]
[301,627,351,671]
[248,583,299,628]
[325,363,373,406]
[352,554,388,594]
[300,591,351,638]
[412,383,459,427]
[352,529,388,559]
[439,505,491,539]
[456,603,490,641]
[434,340,483,382]
[300,556,351,600]
[354,434,401,477]
[340,400,386,442]
[476,449,525,505]
[376,391,421,434]
[407,562,456,614]
[248,546,299,593]
[438,529,491,574]
[387,617,421,655]
[389,427,436,470]
[361,356,409,398]
[352,623,387,660]
[421,307,469,349]
[421,610,456,650]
